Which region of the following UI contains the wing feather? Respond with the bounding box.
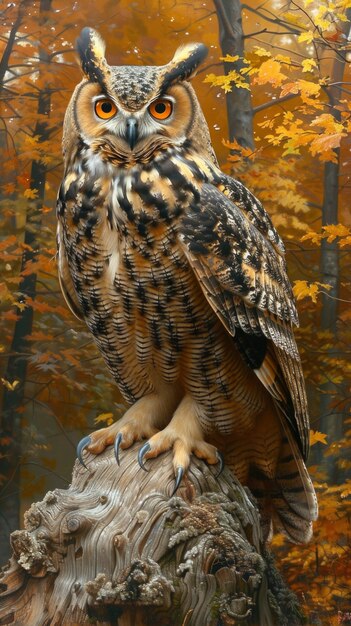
[179,182,309,459]
[57,221,83,321]
[219,174,286,256]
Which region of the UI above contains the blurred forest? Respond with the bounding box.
[0,0,350,624]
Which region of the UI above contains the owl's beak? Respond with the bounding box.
[126,117,138,150]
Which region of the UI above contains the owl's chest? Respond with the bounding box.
[60,166,208,334]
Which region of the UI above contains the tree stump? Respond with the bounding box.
[0,444,303,626]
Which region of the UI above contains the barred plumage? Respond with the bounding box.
[57,27,318,542]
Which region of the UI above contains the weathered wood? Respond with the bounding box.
[0,444,302,625]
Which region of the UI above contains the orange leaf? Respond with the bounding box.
[254,59,287,87]
[280,82,299,98]
[310,430,328,446]
[24,188,39,199]
[2,182,16,194]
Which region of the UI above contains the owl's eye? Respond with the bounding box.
[94,98,118,120]
[148,98,173,121]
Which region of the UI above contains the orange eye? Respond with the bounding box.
[94,98,118,120]
[148,98,173,121]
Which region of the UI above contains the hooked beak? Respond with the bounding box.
[126,117,138,150]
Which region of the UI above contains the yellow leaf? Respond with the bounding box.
[257,118,276,130]
[301,230,322,245]
[282,11,307,28]
[298,79,321,104]
[310,430,328,446]
[339,235,351,247]
[222,138,256,160]
[310,132,346,159]
[293,280,331,303]
[220,54,239,63]
[279,82,299,98]
[302,58,317,73]
[24,188,39,199]
[24,134,40,146]
[275,190,309,214]
[227,69,251,91]
[275,54,292,65]
[254,59,287,88]
[204,71,250,92]
[203,72,218,85]
[298,31,315,44]
[337,10,349,21]
[94,412,114,425]
[1,378,20,391]
[310,113,344,133]
[322,223,351,242]
[314,6,333,30]
[315,16,331,30]
[252,46,271,58]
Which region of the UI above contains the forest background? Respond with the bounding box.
[0,0,350,624]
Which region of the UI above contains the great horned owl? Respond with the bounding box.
[56,27,318,542]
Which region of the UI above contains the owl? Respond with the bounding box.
[56,27,318,543]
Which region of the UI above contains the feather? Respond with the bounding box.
[76,27,110,89]
[179,181,310,460]
[56,222,83,321]
[179,184,299,345]
[160,43,208,91]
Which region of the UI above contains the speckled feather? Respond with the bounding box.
[57,28,317,543]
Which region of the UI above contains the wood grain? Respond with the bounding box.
[0,445,301,625]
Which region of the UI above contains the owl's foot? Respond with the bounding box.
[137,395,223,492]
[76,414,159,468]
[76,387,182,468]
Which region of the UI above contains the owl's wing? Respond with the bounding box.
[56,221,84,321]
[179,182,309,460]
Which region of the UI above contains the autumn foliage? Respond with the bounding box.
[0,1,350,624]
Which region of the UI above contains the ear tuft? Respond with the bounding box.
[76,27,109,85]
[161,43,208,90]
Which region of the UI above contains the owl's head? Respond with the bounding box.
[63,28,217,168]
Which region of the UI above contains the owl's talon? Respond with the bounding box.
[215,451,224,477]
[171,466,184,496]
[114,433,123,466]
[138,442,151,471]
[76,435,92,469]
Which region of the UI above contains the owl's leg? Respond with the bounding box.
[77,384,182,467]
[137,395,220,489]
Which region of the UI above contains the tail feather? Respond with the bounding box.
[273,503,313,544]
[248,428,318,544]
[277,426,318,523]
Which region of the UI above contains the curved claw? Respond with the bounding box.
[138,442,151,472]
[170,466,184,496]
[215,451,224,477]
[76,435,92,469]
[114,433,123,466]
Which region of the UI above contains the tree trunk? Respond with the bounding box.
[0,2,26,86]
[318,9,351,480]
[0,0,52,564]
[319,159,341,477]
[213,0,254,149]
[0,445,302,626]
